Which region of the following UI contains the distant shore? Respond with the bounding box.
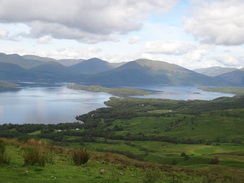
[0,81,19,88]
[199,86,244,95]
[67,84,152,97]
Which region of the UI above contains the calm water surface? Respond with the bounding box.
[0,86,112,124]
[135,85,234,100]
[0,85,234,124]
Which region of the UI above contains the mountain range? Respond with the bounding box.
[194,66,237,77]
[0,53,243,86]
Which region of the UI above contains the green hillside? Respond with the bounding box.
[217,69,244,86]
[86,59,227,86]
[194,67,237,77]
[1,53,244,86]
[23,55,84,66]
[76,96,244,142]
[29,62,79,81]
[68,58,114,74]
[0,53,44,69]
[0,62,33,81]
[1,95,243,182]
[1,138,231,183]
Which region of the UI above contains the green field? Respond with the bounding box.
[1,95,244,182]
[1,138,229,183]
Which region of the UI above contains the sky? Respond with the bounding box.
[0,0,243,69]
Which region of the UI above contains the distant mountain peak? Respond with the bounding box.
[68,57,114,74]
[85,57,106,62]
[133,59,190,73]
[0,52,242,86]
[194,66,237,77]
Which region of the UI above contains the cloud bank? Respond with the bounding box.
[0,0,178,43]
[185,0,244,45]
[144,40,193,55]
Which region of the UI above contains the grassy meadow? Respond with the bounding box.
[1,95,244,182]
[1,138,228,183]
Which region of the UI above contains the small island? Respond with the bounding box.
[0,81,19,88]
[67,84,152,97]
[199,87,244,95]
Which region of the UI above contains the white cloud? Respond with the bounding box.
[212,55,244,68]
[143,40,193,55]
[0,29,19,41]
[129,36,141,44]
[0,0,178,43]
[37,35,52,44]
[37,47,104,60]
[0,30,9,38]
[185,0,244,45]
[185,48,207,61]
[184,44,213,62]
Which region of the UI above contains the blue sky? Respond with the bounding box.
[0,0,243,69]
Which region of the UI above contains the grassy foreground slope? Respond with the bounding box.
[1,138,223,183]
[1,95,243,182]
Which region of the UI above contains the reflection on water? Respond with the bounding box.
[0,86,112,124]
[0,85,235,124]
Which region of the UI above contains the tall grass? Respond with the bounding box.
[143,169,162,183]
[22,146,46,166]
[0,140,10,165]
[71,148,90,165]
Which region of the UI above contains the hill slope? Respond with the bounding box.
[194,66,237,77]
[0,62,33,80]
[69,58,114,74]
[0,53,242,86]
[216,68,244,86]
[85,59,227,86]
[23,55,84,66]
[29,62,79,81]
[0,53,44,69]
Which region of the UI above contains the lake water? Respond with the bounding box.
[0,85,234,124]
[134,85,235,100]
[0,85,112,124]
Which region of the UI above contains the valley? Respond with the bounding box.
[1,1,243,182]
[0,53,243,182]
[1,95,243,182]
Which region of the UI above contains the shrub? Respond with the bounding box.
[184,155,190,160]
[0,140,10,165]
[209,156,219,164]
[171,159,178,165]
[143,169,161,183]
[180,152,186,157]
[22,146,46,166]
[72,148,90,165]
